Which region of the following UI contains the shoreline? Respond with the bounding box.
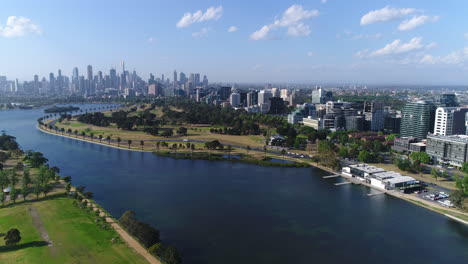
[37,123,468,225]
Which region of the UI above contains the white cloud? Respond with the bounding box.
[252,64,263,70]
[398,15,439,31]
[0,16,41,38]
[307,51,315,57]
[353,49,369,58]
[370,37,425,56]
[321,0,328,3]
[176,6,223,28]
[192,27,210,38]
[147,37,156,43]
[227,26,238,33]
[360,6,416,25]
[250,5,319,40]
[420,47,468,65]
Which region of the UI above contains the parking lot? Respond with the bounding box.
[414,182,455,208]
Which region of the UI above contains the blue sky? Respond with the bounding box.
[1,0,467,84]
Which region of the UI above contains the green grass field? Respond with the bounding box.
[0,196,147,264]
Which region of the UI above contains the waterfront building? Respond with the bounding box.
[426,134,468,167]
[433,107,468,136]
[400,101,436,140]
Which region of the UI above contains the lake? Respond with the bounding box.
[1,105,467,264]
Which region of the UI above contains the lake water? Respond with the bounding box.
[1,105,467,264]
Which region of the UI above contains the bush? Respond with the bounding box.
[119,211,160,248]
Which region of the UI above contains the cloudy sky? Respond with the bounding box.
[1,0,467,84]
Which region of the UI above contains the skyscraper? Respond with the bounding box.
[230,92,241,107]
[87,65,93,80]
[401,101,436,140]
[49,73,55,93]
[364,101,385,131]
[173,70,177,87]
[433,107,468,136]
[311,87,333,104]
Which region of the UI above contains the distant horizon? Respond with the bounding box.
[1,1,468,84]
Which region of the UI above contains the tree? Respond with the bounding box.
[106,136,111,144]
[462,162,468,174]
[117,137,121,147]
[281,149,286,159]
[338,147,348,158]
[42,183,51,197]
[9,188,18,203]
[128,140,132,149]
[33,181,42,198]
[4,228,21,246]
[156,142,160,152]
[246,145,251,154]
[0,191,5,206]
[140,140,144,150]
[410,152,431,164]
[160,129,173,138]
[98,135,103,143]
[430,168,440,181]
[21,182,30,201]
[176,127,187,136]
[358,150,371,163]
[65,183,71,193]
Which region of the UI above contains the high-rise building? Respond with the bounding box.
[426,134,468,167]
[49,73,55,93]
[258,90,273,106]
[433,107,468,136]
[202,75,208,87]
[271,88,280,97]
[173,70,177,87]
[280,89,290,100]
[247,91,258,107]
[179,72,186,84]
[312,87,333,104]
[194,73,200,86]
[364,101,385,131]
[230,92,241,107]
[400,101,436,140]
[110,68,117,88]
[87,65,93,80]
[219,86,232,100]
[436,94,459,107]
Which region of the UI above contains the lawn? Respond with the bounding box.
[0,196,147,264]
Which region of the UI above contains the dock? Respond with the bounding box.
[334,181,351,186]
[323,174,340,179]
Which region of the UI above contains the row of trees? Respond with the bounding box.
[119,211,181,264]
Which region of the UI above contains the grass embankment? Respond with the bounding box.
[153,151,311,168]
[0,195,147,264]
[53,118,266,149]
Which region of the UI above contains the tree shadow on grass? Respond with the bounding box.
[0,241,49,252]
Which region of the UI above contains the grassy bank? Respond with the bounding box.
[152,151,311,168]
[0,195,147,264]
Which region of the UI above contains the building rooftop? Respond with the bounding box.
[428,134,468,143]
[372,171,403,180]
[385,176,418,185]
[348,164,385,174]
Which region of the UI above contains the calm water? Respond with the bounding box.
[1,105,467,264]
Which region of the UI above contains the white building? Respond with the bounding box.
[258,90,273,106]
[280,89,290,100]
[434,107,468,136]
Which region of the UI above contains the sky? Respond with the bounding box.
[1,0,468,85]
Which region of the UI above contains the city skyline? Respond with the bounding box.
[1,0,468,84]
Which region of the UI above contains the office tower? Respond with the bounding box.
[247,91,258,107]
[230,92,241,107]
[49,73,55,93]
[161,74,165,83]
[312,87,333,104]
[433,107,468,136]
[400,100,436,140]
[466,112,468,135]
[436,94,459,107]
[110,68,117,88]
[384,116,401,134]
[426,134,468,167]
[184,82,193,97]
[219,86,232,100]
[194,73,200,86]
[271,88,280,97]
[87,65,93,80]
[280,89,290,100]
[179,72,186,84]
[202,75,208,87]
[121,61,125,73]
[173,70,177,86]
[258,90,273,106]
[364,101,385,131]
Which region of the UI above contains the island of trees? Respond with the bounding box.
[44,105,80,113]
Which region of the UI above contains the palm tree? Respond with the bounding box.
[281,149,286,160]
[263,145,267,157]
[227,145,232,158]
[98,135,103,143]
[128,140,132,149]
[191,144,195,156]
[156,142,160,152]
[106,136,111,144]
[117,137,121,147]
[74,130,78,138]
[140,140,144,150]
[81,131,86,138]
[90,133,94,141]
[246,145,251,154]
